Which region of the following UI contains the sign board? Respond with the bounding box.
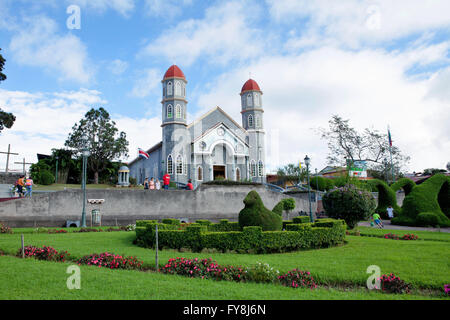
[348,160,368,178]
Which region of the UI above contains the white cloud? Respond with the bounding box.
[0,88,106,171]
[108,59,129,75]
[139,0,265,66]
[267,0,450,48]
[9,16,94,84]
[130,68,161,98]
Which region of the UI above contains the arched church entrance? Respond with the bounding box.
[211,142,234,180]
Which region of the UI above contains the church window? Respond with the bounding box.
[255,115,261,128]
[183,84,186,97]
[176,155,183,175]
[184,156,188,175]
[236,167,241,181]
[247,94,252,107]
[167,104,173,118]
[167,155,173,175]
[175,81,182,96]
[251,160,257,177]
[198,166,203,181]
[167,82,173,95]
[254,93,260,106]
[258,161,264,177]
[248,115,254,128]
[176,104,182,118]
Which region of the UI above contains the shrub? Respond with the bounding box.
[272,201,284,216]
[77,252,144,270]
[283,198,296,213]
[309,176,334,191]
[384,233,399,240]
[244,262,279,283]
[282,220,293,229]
[0,223,13,234]
[416,212,440,227]
[322,184,376,229]
[379,273,411,294]
[207,220,240,232]
[367,179,401,219]
[162,219,181,225]
[19,245,69,262]
[278,269,317,289]
[39,170,55,186]
[238,191,283,231]
[292,216,310,224]
[401,234,418,240]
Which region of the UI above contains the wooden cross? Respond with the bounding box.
[14,158,34,175]
[0,144,19,173]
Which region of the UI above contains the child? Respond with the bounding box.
[372,213,383,228]
[149,177,155,190]
[155,179,161,190]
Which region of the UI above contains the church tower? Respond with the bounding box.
[241,79,265,183]
[161,65,189,183]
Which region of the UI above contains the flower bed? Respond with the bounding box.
[383,233,419,240]
[135,219,346,254]
[18,245,69,262]
[47,229,68,234]
[0,223,13,234]
[379,273,411,294]
[278,268,317,289]
[76,252,144,270]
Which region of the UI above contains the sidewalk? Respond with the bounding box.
[358,220,450,233]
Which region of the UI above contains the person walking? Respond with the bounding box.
[386,205,394,219]
[155,179,161,190]
[25,176,34,197]
[163,172,170,190]
[149,177,155,190]
[186,179,193,190]
[143,178,149,190]
[15,176,25,197]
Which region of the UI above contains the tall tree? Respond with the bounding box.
[318,115,410,181]
[0,48,15,132]
[65,107,129,184]
[277,163,308,183]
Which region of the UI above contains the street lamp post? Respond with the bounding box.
[81,134,90,228]
[304,155,314,223]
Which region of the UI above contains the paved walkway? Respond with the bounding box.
[358,220,450,233]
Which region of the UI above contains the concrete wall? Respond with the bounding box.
[0,184,316,228]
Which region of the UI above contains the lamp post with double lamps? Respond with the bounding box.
[80,133,90,228]
[304,155,314,223]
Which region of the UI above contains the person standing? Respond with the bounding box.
[386,206,394,219]
[186,179,193,190]
[372,212,383,228]
[155,179,161,190]
[25,176,34,197]
[16,176,25,197]
[163,172,170,190]
[143,178,149,190]
[149,177,155,190]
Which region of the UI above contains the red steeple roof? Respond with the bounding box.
[163,65,186,80]
[241,79,261,94]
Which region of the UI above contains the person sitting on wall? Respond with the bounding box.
[143,178,149,190]
[186,179,193,191]
[149,177,155,190]
[163,172,170,190]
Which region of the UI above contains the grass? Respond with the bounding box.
[1,229,449,295]
[357,226,450,242]
[1,255,440,300]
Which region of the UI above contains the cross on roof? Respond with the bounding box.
[14,158,34,175]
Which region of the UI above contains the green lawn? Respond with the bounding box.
[0,255,440,300]
[357,226,450,242]
[1,229,449,298]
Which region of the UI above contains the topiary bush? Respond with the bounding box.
[367,179,401,219]
[272,201,284,216]
[322,184,376,229]
[415,212,440,227]
[39,170,55,185]
[238,191,283,231]
[391,178,416,196]
[397,174,450,227]
[309,176,334,191]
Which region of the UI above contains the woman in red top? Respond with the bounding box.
[163,173,170,190]
[187,179,193,190]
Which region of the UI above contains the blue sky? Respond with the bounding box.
[0,0,449,174]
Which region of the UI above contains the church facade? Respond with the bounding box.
[128,65,266,187]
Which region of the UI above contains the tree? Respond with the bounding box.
[423,168,446,176]
[318,115,410,182]
[65,107,129,184]
[277,163,308,183]
[0,48,15,132]
[447,162,450,172]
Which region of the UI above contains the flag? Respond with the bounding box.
[388,126,392,147]
[138,148,149,160]
[299,161,302,169]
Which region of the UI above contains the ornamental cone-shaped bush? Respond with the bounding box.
[238,191,283,231]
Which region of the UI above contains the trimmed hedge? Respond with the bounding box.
[238,191,283,231]
[207,220,241,232]
[367,179,401,219]
[395,174,450,227]
[161,219,181,225]
[292,216,311,224]
[309,176,335,191]
[135,219,346,254]
[390,178,416,196]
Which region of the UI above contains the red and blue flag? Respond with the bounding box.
[138,148,149,160]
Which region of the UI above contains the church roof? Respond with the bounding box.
[241,79,261,94]
[127,141,163,166]
[163,65,186,80]
[187,106,247,136]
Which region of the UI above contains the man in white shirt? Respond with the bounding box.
[386,206,394,219]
